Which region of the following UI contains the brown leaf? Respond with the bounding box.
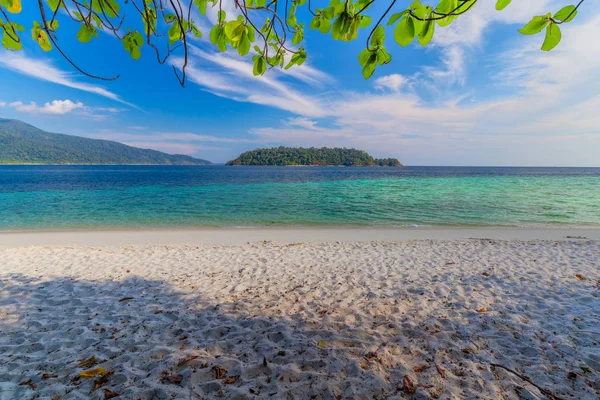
[104,389,119,399]
[177,355,199,366]
[435,364,446,378]
[364,352,379,362]
[91,369,115,392]
[413,364,429,373]
[576,274,587,281]
[417,383,434,389]
[402,375,416,393]
[223,375,240,384]
[212,365,227,379]
[42,373,58,379]
[19,379,37,390]
[77,355,98,369]
[475,307,487,313]
[119,297,134,302]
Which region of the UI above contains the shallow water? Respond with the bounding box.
[1,165,599,230]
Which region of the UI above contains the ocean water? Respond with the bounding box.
[0,165,599,230]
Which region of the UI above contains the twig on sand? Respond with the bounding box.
[491,364,565,400]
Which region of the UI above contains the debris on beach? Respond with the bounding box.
[18,379,36,391]
[77,355,98,369]
[212,365,227,379]
[91,369,115,392]
[223,375,240,384]
[79,367,106,378]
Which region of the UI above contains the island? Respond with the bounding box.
[226,147,403,166]
[0,118,212,165]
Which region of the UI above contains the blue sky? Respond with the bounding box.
[1,0,599,165]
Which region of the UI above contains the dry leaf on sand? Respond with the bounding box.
[223,375,240,384]
[79,367,106,378]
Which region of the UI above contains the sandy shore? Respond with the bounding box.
[1,232,599,399]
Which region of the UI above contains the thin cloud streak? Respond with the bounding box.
[0,53,136,108]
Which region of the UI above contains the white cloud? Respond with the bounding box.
[8,100,85,115]
[287,117,318,130]
[85,130,260,144]
[374,74,407,92]
[0,101,6,107]
[0,53,134,107]
[122,142,223,155]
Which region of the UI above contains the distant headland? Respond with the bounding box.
[0,118,212,165]
[226,147,402,166]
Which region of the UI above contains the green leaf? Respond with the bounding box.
[387,12,404,26]
[46,0,63,12]
[92,0,120,19]
[310,16,320,30]
[394,15,415,47]
[225,20,245,42]
[323,7,335,19]
[362,58,376,79]
[370,25,385,46]
[238,35,250,56]
[76,24,97,43]
[194,0,207,15]
[191,25,202,38]
[253,55,266,75]
[217,35,227,52]
[31,21,52,52]
[130,46,141,60]
[209,24,220,44]
[359,15,372,29]
[518,16,549,35]
[358,48,371,66]
[417,18,434,46]
[217,10,226,23]
[247,25,255,42]
[541,22,561,51]
[554,5,577,23]
[495,0,511,11]
[2,0,20,13]
[435,0,457,27]
[331,16,343,40]
[292,29,303,45]
[318,18,331,34]
[376,48,392,65]
[168,24,182,45]
[256,0,267,6]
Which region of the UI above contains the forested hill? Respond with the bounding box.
[0,118,211,165]
[226,147,403,166]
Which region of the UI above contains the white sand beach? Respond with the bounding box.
[1,230,599,399]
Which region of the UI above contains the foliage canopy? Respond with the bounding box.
[0,0,586,85]
[226,146,403,166]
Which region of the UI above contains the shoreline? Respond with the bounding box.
[1,226,599,247]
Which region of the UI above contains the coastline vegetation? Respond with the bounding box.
[226,146,402,166]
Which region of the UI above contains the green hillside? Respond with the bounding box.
[0,118,211,165]
[226,146,403,166]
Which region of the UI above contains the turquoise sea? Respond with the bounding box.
[1,166,599,230]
